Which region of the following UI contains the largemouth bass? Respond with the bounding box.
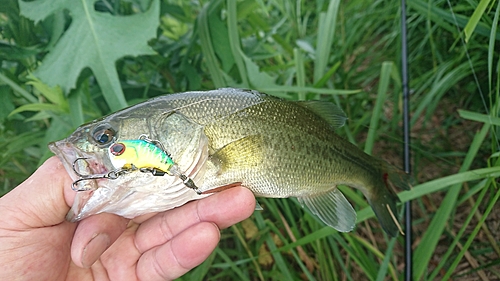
[49,88,411,236]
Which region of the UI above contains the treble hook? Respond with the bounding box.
[71,158,134,191]
[72,157,92,178]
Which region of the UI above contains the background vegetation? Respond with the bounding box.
[1,0,499,280]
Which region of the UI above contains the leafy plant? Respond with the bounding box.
[19,0,160,111]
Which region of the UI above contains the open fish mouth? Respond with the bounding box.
[49,140,114,222]
[49,140,84,180]
[48,140,106,191]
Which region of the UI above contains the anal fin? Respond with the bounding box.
[298,188,356,232]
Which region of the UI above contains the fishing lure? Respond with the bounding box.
[71,135,200,193]
[108,135,201,194]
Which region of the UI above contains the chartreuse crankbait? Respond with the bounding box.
[108,136,200,193]
[70,136,200,193]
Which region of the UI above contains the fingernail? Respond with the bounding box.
[81,233,110,268]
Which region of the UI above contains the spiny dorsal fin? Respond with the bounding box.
[295,101,347,129]
[297,188,356,232]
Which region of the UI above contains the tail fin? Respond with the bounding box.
[366,162,412,237]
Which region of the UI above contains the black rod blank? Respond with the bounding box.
[400,0,413,280]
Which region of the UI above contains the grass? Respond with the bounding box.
[1,0,499,280]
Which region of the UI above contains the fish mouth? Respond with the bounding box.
[48,140,108,190]
[49,140,103,221]
[49,140,84,182]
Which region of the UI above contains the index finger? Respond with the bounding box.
[134,186,255,253]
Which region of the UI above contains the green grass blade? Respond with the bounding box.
[464,0,492,43]
[253,210,295,280]
[214,247,250,281]
[341,235,377,280]
[0,72,37,103]
[230,225,265,281]
[68,87,85,128]
[357,165,500,223]
[428,179,490,280]
[197,2,225,88]
[375,236,398,281]
[313,61,341,89]
[365,61,393,154]
[226,0,249,87]
[411,61,471,126]
[260,86,360,98]
[458,109,500,125]
[413,122,491,280]
[277,226,336,253]
[294,48,306,100]
[264,220,317,281]
[314,0,340,83]
[488,0,500,92]
[351,235,397,279]
[408,0,500,39]
[441,183,500,279]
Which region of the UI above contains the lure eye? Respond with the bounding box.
[92,124,116,146]
[110,143,125,156]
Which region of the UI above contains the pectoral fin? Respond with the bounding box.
[298,188,356,232]
[211,135,264,173]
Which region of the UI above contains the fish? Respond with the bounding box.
[48,88,412,236]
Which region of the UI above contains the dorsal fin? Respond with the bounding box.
[295,101,347,129]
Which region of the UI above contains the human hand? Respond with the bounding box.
[0,156,256,281]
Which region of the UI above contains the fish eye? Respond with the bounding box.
[110,143,125,156]
[92,124,116,146]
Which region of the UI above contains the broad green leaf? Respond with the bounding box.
[208,6,234,72]
[18,0,160,111]
[242,55,276,89]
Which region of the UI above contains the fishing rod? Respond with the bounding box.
[400,0,412,280]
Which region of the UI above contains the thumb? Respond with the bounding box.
[0,156,75,228]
